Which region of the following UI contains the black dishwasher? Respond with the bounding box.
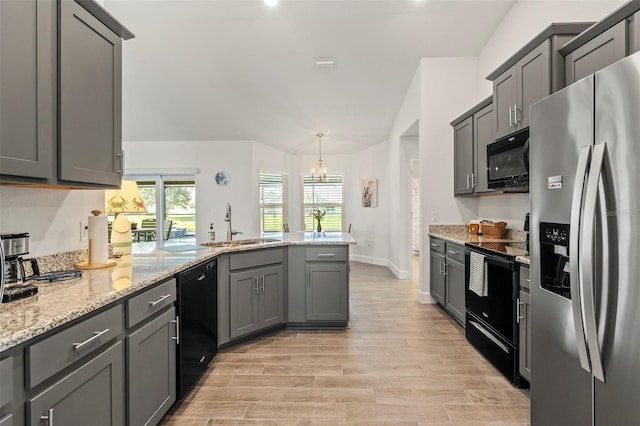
[176,259,217,399]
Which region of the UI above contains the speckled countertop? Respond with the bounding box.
[0,232,355,352]
[428,224,530,260]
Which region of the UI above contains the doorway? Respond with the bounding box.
[401,120,420,282]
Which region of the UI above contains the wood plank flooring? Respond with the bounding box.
[160,260,530,425]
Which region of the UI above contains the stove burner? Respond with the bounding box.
[32,270,83,282]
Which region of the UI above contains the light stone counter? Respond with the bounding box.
[428,225,527,245]
[0,232,355,352]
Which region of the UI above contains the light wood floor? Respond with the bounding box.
[161,260,530,425]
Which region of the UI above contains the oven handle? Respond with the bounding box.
[466,249,513,270]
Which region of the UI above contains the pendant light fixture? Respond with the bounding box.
[311,132,327,183]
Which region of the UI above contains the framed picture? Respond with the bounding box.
[361,178,378,208]
[215,171,230,186]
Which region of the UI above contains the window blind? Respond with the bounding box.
[301,175,344,231]
[259,173,289,233]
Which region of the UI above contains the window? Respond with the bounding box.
[302,175,344,231]
[259,173,289,233]
[120,176,196,247]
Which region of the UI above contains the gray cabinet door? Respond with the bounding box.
[473,103,495,193]
[445,259,465,326]
[516,39,550,131]
[26,342,125,426]
[632,12,640,55]
[453,117,473,195]
[429,251,445,305]
[58,0,122,186]
[518,290,531,382]
[306,263,348,321]
[565,20,627,86]
[127,308,176,426]
[229,270,260,339]
[493,66,517,139]
[260,265,285,328]
[0,0,54,179]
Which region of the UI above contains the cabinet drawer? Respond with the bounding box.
[0,357,12,408]
[126,279,176,328]
[230,248,284,270]
[305,246,347,262]
[26,305,123,389]
[520,265,530,290]
[429,238,445,254]
[445,242,465,264]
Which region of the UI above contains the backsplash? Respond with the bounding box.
[428,224,527,241]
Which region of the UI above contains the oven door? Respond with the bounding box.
[465,249,517,343]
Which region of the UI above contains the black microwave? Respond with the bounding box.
[487,129,529,191]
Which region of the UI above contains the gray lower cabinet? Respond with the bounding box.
[305,263,348,321]
[230,265,284,340]
[429,239,465,326]
[127,307,176,426]
[0,0,55,180]
[0,357,12,411]
[26,341,125,426]
[518,266,531,382]
[565,20,627,86]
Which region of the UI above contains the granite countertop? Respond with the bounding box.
[0,232,355,352]
[428,224,529,258]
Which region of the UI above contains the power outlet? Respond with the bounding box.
[431,211,440,222]
[80,221,89,242]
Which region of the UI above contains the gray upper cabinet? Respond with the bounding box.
[59,0,123,187]
[26,342,125,426]
[564,21,627,85]
[488,23,592,139]
[127,307,176,426]
[473,103,495,193]
[451,97,494,196]
[493,39,550,139]
[453,117,474,195]
[0,0,133,188]
[0,0,55,180]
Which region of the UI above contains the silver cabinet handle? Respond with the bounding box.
[149,294,171,307]
[569,145,592,374]
[41,408,54,426]
[116,152,124,174]
[254,276,259,294]
[73,328,110,350]
[431,243,438,248]
[526,278,530,283]
[197,274,206,281]
[466,174,470,189]
[317,253,335,258]
[171,316,180,344]
[439,259,443,275]
[261,274,265,292]
[443,263,448,277]
[516,298,524,323]
[508,106,513,126]
[513,103,518,124]
[471,173,476,188]
[581,142,607,383]
[447,250,458,255]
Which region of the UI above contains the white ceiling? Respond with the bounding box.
[106,0,516,154]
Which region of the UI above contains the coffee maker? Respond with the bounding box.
[1,233,37,302]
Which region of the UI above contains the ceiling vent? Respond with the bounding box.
[314,59,335,71]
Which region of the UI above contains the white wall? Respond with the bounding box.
[0,187,103,257]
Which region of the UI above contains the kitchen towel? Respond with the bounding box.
[88,214,109,265]
[469,251,488,297]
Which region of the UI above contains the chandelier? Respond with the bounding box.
[311,132,327,183]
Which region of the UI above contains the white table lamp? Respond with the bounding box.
[105,180,147,255]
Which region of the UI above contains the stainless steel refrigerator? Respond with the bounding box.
[529,51,640,425]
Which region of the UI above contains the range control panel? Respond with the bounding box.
[540,222,569,246]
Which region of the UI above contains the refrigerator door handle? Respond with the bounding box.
[570,145,592,373]
[582,142,607,383]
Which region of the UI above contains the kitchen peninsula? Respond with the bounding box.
[0,232,355,425]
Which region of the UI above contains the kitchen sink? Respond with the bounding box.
[201,238,279,247]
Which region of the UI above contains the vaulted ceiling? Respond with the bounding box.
[106,0,516,154]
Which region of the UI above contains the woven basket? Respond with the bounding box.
[481,221,507,239]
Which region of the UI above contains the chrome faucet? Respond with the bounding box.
[225,203,242,241]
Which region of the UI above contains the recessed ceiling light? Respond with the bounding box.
[264,0,278,7]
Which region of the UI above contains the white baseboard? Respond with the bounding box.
[418,289,436,304]
[387,260,411,279]
[349,254,388,267]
